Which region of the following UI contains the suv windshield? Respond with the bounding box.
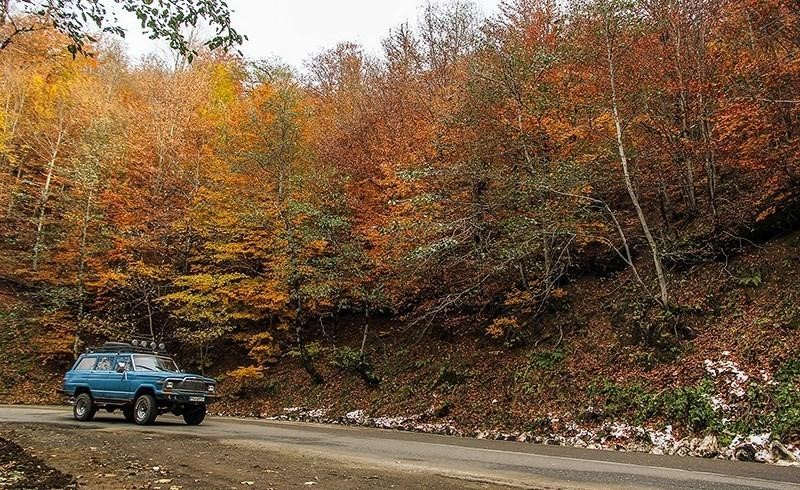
[133,355,179,372]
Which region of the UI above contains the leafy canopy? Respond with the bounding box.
[0,0,244,58]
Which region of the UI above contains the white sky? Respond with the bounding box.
[119,0,501,69]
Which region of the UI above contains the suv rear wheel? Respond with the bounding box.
[133,394,158,425]
[73,393,96,421]
[182,404,206,425]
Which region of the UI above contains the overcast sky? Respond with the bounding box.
[119,0,500,69]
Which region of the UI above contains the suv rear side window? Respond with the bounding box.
[73,357,96,370]
[94,356,115,371]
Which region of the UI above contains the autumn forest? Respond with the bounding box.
[1,0,799,415]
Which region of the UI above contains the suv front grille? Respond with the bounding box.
[176,379,206,392]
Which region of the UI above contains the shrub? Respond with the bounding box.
[241,331,281,366]
[776,359,800,383]
[737,270,763,287]
[332,346,380,386]
[590,380,660,423]
[413,358,431,369]
[433,365,469,388]
[612,295,691,350]
[397,385,415,400]
[529,349,566,370]
[631,351,657,371]
[485,316,522,345]
[770,359,800,437]
[333,346,362,371]
[589,368,800,436]
[772,384,800,437]
[224,366,276,399]
[589,379,721,430]
[287,341,323,361]
[661,382,717,432]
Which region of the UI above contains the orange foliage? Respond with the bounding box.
[0,0,797,364]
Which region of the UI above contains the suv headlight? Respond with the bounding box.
[207,384,215,393]
[164,381,174,390]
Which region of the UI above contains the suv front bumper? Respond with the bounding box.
[157,392,219,404]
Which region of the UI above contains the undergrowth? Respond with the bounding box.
[589,361,800,438]
[332,346,380,386]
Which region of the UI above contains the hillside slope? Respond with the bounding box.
[5,231,797,463]
[216,231,800,432]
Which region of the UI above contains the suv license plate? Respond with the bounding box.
[189,396,204,402]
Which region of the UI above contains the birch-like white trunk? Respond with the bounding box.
[604,17,669,308]
[32,127,64,271]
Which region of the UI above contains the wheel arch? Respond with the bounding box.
[133,385,157,399]
[73,385,92,398]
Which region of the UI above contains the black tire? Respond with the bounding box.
[73,393,96,422]
[133,394,158,425]
[182,404,206,425]
[122,406,134,422]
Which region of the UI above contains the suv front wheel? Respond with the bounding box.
[133,394,158,425]
[73,393,96,421]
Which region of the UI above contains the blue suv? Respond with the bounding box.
[60,342,218,425]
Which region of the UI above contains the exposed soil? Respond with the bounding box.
[0,423,508,489]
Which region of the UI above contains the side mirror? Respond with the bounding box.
[115,362,127,373]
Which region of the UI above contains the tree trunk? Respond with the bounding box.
[6,165,21,217]
[671,20,697,214]
[359,307,370,358]
[74,187,93,358]
[700,104,718,223]
[146,296,155,341]
[695,17,718,224]
[3,90,24,217]
[295,317,324,384]
[32,128,64,271]
[281,201,324,385]
[605,18,669,308]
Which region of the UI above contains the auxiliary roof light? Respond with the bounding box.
[129,339,164,351]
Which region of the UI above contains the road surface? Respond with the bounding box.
[1,405,799,489]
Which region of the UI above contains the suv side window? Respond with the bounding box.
[95,355,115,371]
[73,357,96,370]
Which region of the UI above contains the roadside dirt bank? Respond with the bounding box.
[0,436,77,489]
[0,423,515,489]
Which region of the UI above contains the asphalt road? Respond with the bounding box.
[1,405,799,489]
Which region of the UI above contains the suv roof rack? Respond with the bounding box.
[87,342,166,355]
